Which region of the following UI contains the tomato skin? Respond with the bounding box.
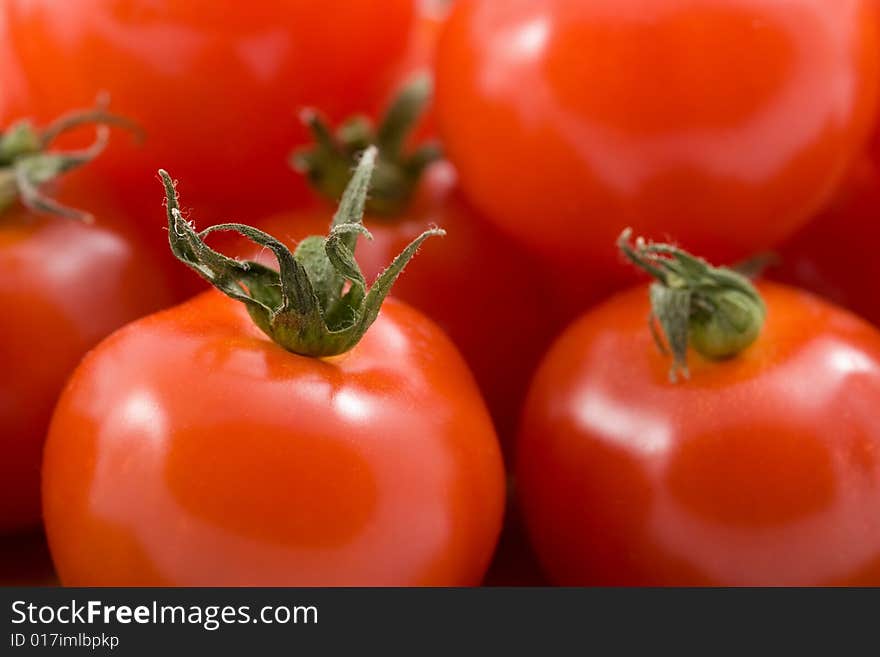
[251,163,559,444]
[436,0,880,277]
[1,0,416,232]
[0,188,173,534]
[517,282,880,586]
[43,291,505,586]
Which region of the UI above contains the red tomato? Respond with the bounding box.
[0,183,173,533]
[774,157,880,326]
[253,162,558,444]
[436,0,880,279]
[43,291,505,585]
[1,0,416,231]
[518,282,880,586]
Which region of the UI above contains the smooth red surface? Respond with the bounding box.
[436,0,880,279]
[43,291,505,586]
[249,163,559,445]
[517,283,880,586]
[0,187,173,534]
[1,0,416,235]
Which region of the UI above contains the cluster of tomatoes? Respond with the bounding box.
[3,0,880,587]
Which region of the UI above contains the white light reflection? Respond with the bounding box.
[333,389,372,423]
[574,389,671,455]
[512,18,549,58]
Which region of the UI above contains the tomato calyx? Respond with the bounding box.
[160,147,445,357]
[0,100,137,222]
[292,76,441,217]
[618,229,766,381]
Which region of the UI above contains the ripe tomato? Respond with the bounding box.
[255,162,557,444]
[44,291,504,586]
[1,0,416,230]
[42,150,505,585]
[518,280,880,586]
[1,184,173,534]
[435,0,880,278]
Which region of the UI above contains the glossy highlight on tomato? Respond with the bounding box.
[436,0,880,278]
[517,283,880,586]
[43,292,505,585]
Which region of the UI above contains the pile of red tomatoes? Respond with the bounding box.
[3,0,880,587]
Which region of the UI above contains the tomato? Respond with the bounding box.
[42,149,505,585]
[517,279,880,586]
[254,162,557,444]
[44,291,505,586]
[774,158,880,327]
[435,0,880,280]
[1,0,416,233]
[0,183,173,534]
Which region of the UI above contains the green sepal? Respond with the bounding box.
[0,101,137,221]
[160,146,445,357]
[619,229,766,381]
[292,75,441,217]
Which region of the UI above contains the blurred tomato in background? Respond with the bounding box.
[436,0,880,293]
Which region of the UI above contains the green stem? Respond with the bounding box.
[161,146,445,357]
[618,229,766,382]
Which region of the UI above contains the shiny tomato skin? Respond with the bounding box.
[43,291,505,586]
[251,163,559,445]
[1,0,416,230]
[517,282,880,586]
[0,188,173,534]
[436,0,880,277]
[774,157,880,327]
